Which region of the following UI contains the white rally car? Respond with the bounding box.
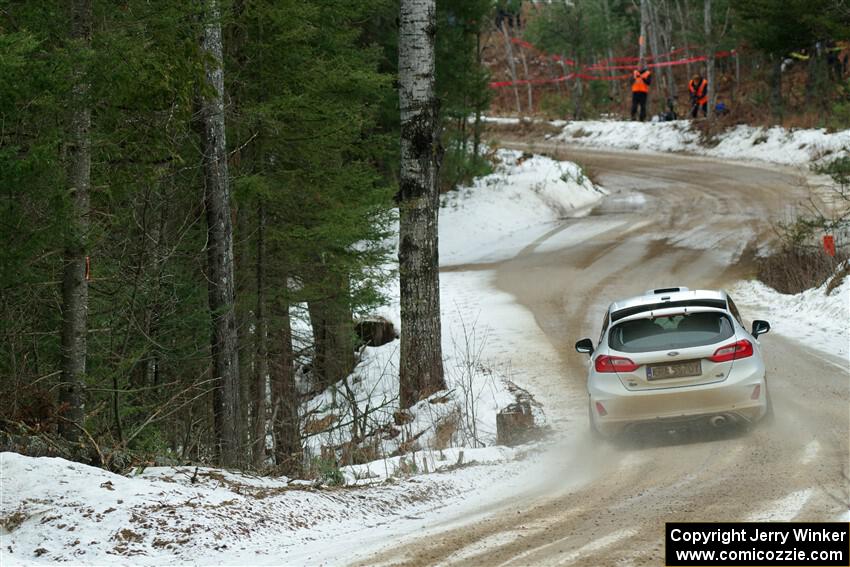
[575,287,772,438]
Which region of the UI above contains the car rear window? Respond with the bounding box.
[608,312,734,353]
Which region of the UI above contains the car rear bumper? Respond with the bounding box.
[589,361,767,437]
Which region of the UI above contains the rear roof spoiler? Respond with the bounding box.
[611,298,726,322]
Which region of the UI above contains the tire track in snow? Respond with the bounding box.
[497,527,639,567]
[745,489,814,522]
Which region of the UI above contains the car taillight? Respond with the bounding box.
[709,339,754,363]
[595,355,639,373]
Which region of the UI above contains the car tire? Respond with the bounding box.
[588,402,604,441]
[762,385,775,425]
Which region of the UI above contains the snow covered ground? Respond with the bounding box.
[0,447,554,566]
[440,148,606,265]
[2,149,600,566]
[557,120,850,166]
[483,116,850,167]
[732,269,849,361]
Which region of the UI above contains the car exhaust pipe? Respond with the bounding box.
[710,415,727,428]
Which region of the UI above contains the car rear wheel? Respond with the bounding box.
[763,385,775,424]
[588,401,604,440]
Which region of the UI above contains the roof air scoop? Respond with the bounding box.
[648,286,689,295]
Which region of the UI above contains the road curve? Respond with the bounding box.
[357,144,850,567]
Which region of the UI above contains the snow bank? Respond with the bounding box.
[0,448,537,565]
[440,148,606,265]
[557,120,850,167]
[732,270,849,360]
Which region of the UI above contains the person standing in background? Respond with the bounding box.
[689,74,708,118]
[631,67,652,121]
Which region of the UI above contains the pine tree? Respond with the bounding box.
[0,7,70,432]
[227,0,395,470]
[58,0,92,443]
[199,0,241,467]
[436,0,492,190]
[735,0,833,121]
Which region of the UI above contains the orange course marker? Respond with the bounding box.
[823,234,836,257]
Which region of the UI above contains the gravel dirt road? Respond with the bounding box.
[356,143,849,567]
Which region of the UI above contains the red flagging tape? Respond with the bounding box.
[509,37,697,68]
[509,37,577,66]
[489,73,575,88]
[597,46,692,65]
[489,50,735,88]
[586,50,734,72]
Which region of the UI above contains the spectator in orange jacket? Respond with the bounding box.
[631,67,652,121]
[689,74,708,118]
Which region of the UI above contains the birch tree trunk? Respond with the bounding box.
[548,57,562,96]
[573,55,583,120]
[639,0,655,113]
[659,0,677,99]
[59,0,92,443]
[572,2,584,119]
[639,0,649,68]
[398,0,446,409]
[517,43,534,113]
[704,0,715,119]
[675,0,693,81]
[500,22,522,115]
[558,58,570,85]
[199,0,241,468]
[647,0,666,103]
[601,0,619,98]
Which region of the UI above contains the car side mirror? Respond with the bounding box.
[575,338,594,355]
[751,320,770,337]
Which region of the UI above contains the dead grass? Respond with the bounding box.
[114,528,144,543]
[482,119,561,142]
[782,111,826,130]
[0,509,27,532]
[432,411,460,450]
[304,414,338,435]
[826,260,850,294]
[757,247,847,294]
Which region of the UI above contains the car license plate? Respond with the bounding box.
[646,360,701,380]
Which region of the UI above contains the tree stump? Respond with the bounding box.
[496,401,534,446]
[355,317,397,347]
